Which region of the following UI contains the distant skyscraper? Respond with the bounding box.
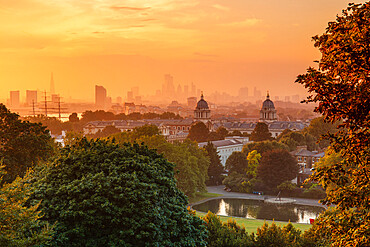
[116,96,122,104]
[95,85,107,109]
[163,74,175,97]
[51,94,60,104]
[50,72,55,94]
[10,91,20,107]
[254,87,261,99]
[191,82,196,96]
[285,96,291,102]
[187,97,197,108]
[131,86,139,97]
[127,91,134,102]
[26,90,37,106]
[176,84,182,98]
[184,85,189,97]
[238,87,249,99]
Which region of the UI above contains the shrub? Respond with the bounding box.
[202,211,253,247]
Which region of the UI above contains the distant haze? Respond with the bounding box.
[0,0,354,101]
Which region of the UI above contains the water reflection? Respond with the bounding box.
[193,198,324,223]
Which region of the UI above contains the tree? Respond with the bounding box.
[111,132,210,198]
[24,115,65,136]
[296,3,370,245]
[216,127,228,139]
[99,125,121,137]
[202,211,253,247]
[225,152,248,174]
[188,122,210,142]
[249,122,272,142]
[80,110,116,122]
[131,124,160,139]
[0,168,53,246]
[0,104,55,183]
[304,117,339,148]
[246,150,261,179]
[68,112,79,122]
[242,140,289,156]
[278,131,318,151]
[63,131,84,146]
[204,142,224,186]
[31,138,207,246]
[257,150,299,190]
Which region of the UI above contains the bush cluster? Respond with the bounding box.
[202,211,330,247]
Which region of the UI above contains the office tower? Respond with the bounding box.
[285,96,291,102]
[10,91,20,107]
[95,85,107,109]
[106,96,112,109]
[127,91,134,102]
[254,87,261,99]
[131,86,139,97]
[238,87,249,99]
[187,97,197,108]
[26,90,37,106]
[51,94,60,104]
[191,82,196,96]
[116,96,122,104]
[184,85,189,97]
[163,74,175,97]
[50,72,55,94]
[176,84,182,98]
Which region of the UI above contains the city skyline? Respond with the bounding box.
[0,1,353,101]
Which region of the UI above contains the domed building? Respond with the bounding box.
[260,92,277,122]
[194,93,211,123]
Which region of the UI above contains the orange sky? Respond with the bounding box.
[0,0,356,102]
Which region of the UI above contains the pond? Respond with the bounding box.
[192,198,325,223]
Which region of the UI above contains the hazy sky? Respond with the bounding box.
[0,0,356,101]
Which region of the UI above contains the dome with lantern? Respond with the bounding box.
[260,91,277,122]
[194,93,211,122]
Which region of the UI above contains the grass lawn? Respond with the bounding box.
[188,192,223,204]
[196,211,312,233]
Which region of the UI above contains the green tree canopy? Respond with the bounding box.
[296,3,370,245]
[225,152,248,174]
[96,125,121,138]
[216,127,228,139]
[111,130,209,198]
[31,138,207,246]
[0,104,55,183]
[204,142,224,186]
[303,117,340,148]
[278,131,318,151]
[242,140,289,156]
[187,122,210,143]
[250,122,272,142]
[0,168,53,246]
[257,150,299,190]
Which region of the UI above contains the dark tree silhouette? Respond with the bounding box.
[225,152,248,174]
[187,122,210,142]
[257,150,299,189]
[250,122,272,142]
[0,104,54,183]
[204,142,224,185]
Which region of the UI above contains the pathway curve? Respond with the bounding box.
[190,185,325,208]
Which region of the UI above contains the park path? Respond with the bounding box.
[190,185,325,208]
